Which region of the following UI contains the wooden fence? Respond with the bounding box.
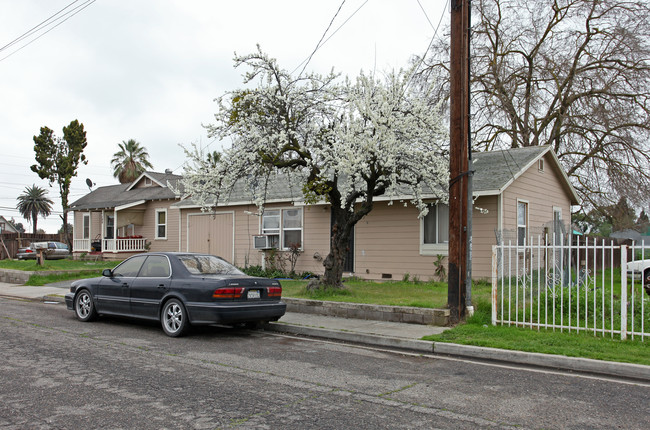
[0,233,68,260]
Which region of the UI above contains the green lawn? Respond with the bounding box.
[423,300,650,366]
[280,278,492,308]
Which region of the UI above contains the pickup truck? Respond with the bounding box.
[626,260,650,296]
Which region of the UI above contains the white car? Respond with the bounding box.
[626,260,650,296]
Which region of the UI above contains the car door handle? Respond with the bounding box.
[122,283,129,287]
[157,284,167,288]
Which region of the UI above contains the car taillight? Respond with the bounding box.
[213,287,243,299]
[25,249,33,253]
[268,286,282,297]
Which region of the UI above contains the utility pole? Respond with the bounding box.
[448,0,471,324]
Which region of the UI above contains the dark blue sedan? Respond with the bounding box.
[65,252,286,337]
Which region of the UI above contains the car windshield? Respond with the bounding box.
[177,254,245,276]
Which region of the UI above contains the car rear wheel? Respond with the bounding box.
[161,299,189,337]
[75,290,97,322]
[644,269,650,297]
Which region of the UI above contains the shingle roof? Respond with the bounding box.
[174,146,572,207]
[68,171,182,211]
[70,147,577,211]
[472,145,550,193]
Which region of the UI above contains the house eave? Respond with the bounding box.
[115,200,147,211]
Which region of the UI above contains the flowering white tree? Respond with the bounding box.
[181,48,448,287]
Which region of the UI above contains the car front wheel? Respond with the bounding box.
[75,290,97,322]
[644,269,650,297]
[161,299,189,337]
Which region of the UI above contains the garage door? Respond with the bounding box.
[187,213,234,260]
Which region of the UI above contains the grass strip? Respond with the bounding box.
[0,259,117,272]
[424,301,650,366]
[24,270,106,286]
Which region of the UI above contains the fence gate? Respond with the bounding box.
[491,236,649,341]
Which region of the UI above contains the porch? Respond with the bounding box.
[73,200,149,255]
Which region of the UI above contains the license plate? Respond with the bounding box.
[247,290,261,299]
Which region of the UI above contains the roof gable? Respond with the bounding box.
[472,145,579,204]
[126,171,182,191]
[69,171,183,211]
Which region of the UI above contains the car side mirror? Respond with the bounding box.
[102,269,113,277]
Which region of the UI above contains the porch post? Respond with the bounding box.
[113,208,118,253]
[101,209,105,251]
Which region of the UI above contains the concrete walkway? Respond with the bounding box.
[1,281,648,383]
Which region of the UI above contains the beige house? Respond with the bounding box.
[69,145,579,280]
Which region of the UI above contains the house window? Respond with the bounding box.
[155,209,167,239]
[420,203,449,255]
[282,208,302,249]
[145,177,152,186]
[106,215,114,239]
[538,159,545,172]
[83,214,90,239]
[261,208,303,250]
[517,201,528,246]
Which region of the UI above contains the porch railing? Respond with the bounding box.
[73,239,90,252]
[491,236,649,341]
[103,238,147,252]
[73,238,146,253]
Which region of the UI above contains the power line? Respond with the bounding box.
[0,0,82,52]
[291,0,369,76]
[0,205,63,215]
[401,0,449,95]
[295,0,348,78]
[0,0,97,62]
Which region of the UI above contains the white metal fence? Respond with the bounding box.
[491,236,649,341]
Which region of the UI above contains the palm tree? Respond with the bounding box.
[16,185,54,235]
[111,139,154,183]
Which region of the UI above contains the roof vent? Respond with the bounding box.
[165,168,172,174]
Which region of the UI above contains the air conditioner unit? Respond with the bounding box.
[253,235,278,250]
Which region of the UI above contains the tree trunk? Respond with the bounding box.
[322,232,347,288]
[320,207,353,288]
[62,212,71,249]
[31,213,37,235]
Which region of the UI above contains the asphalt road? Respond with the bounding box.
[1,298,648,429]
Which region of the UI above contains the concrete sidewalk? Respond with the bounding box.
[0,282,70,300]
[1,281,648,383]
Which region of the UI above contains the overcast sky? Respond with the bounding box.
[0,0,448,233]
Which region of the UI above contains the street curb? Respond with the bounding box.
[432,343,650,382]
[266,322,434,353]
[267,322,650,383]
[0,294,66,303]
[43,295,66,303]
